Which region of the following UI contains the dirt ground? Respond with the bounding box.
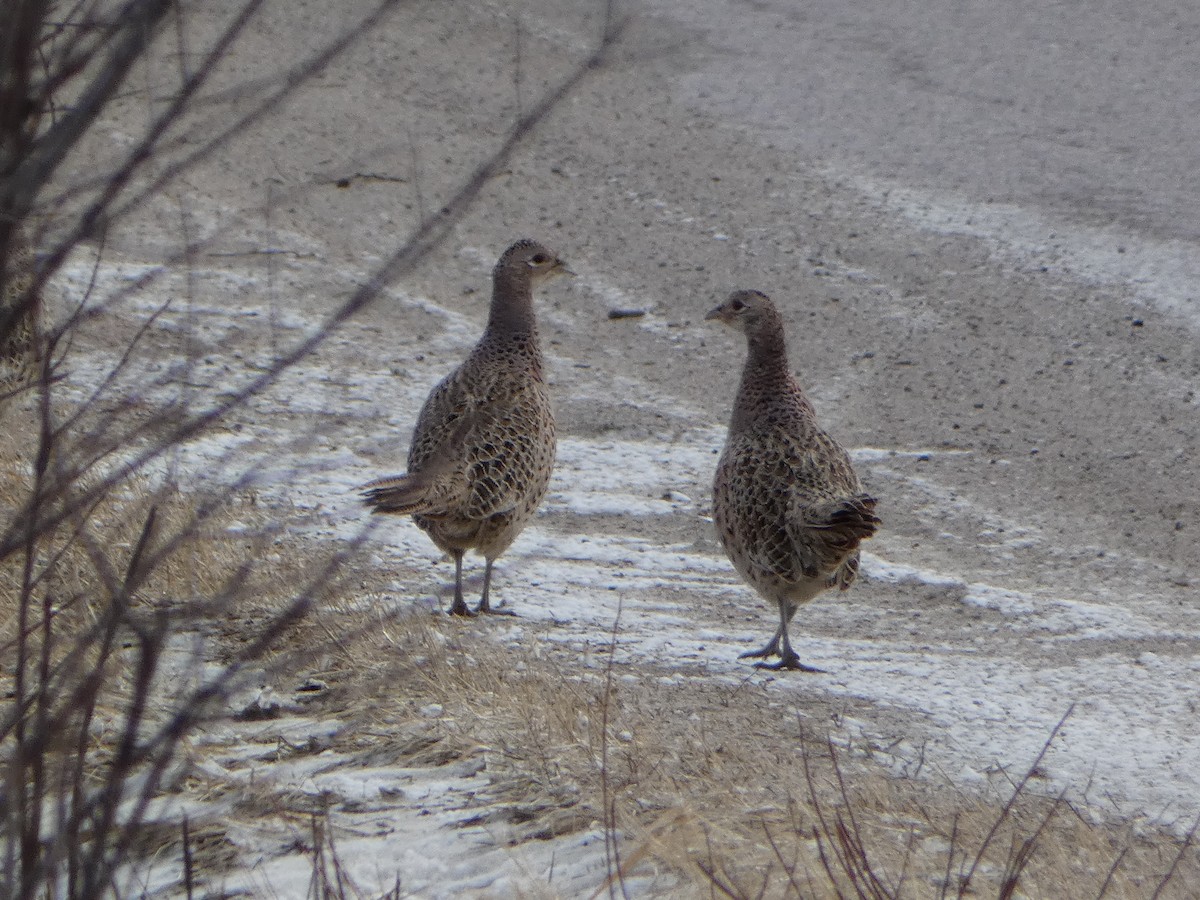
[37,0,1200,894]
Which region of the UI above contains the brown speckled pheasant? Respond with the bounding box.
[362,239,569,616]
[707,290,879,671]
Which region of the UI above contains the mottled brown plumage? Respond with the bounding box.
[362,239,569,616]
[707,290,879,670]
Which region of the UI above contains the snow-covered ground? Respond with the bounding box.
[57,235,1200,895]
[40,0,1199,892]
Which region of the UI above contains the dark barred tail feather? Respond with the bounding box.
[815,493,881,544]
[361,474,432,515]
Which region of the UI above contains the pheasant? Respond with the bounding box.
[707,289,879,670]
[362,239,569,616]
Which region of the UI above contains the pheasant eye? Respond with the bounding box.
[531,254,547,265]
[730,298,746,311]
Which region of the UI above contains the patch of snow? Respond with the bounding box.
[847,173,1200,331]
[50,231,1200,898]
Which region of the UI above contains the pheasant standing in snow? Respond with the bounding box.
[707,290,879,670]
[361,239,570,616]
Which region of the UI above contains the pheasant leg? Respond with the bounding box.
[751,605,824,672]
[476,558,517,616]
[447,550,474,617]
[738,625,782,660]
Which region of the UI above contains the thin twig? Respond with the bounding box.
[938,812,959,900]
[0,13,630,568]
[958,705,1075,895]
[1148,813,1200,900]
[1094,846,1127,900]
[181,813,194,900]
[598,598,627,900]
[761,818,805,898]
[826,735,893,899]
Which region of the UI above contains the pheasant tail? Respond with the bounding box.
[809,494,880,546]
[361,473,433,515]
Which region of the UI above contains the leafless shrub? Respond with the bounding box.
[0,1,627,896]
[0,5,388,896]
[681,704,1196,900]
[5,3,1191,898]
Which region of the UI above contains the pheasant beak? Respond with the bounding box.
[705,304,729,323]
[551,260,576,280]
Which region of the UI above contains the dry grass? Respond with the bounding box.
[0,388,345,895]
[212,574,1199,900]
[2,3,628,890]
[1,330,1193,898]
[2,2,1193,895]
[3,378,1194,899]
[0,401,318,660]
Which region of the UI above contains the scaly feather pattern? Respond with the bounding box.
[361,239,569,616]
[708,289,880,670]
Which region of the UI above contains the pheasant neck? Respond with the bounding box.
[745,327,792,387]
[488,271,538,335]
[732,334,796,430]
